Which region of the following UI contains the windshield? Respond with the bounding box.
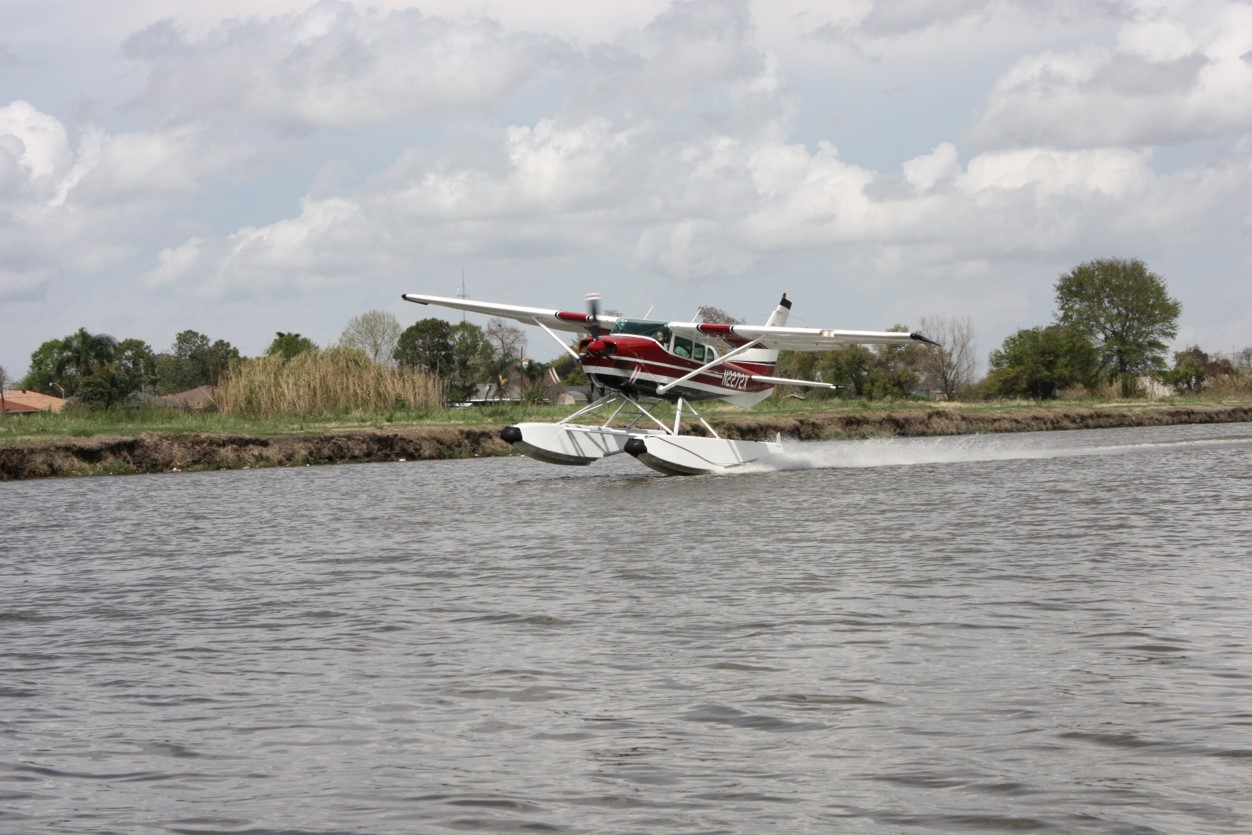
[611,318,668,338]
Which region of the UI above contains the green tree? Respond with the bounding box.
[865,326,922,399]
[20,328,118,397]
[77,362,129,409]
[449,322,493,402]
[1163,345,1237,394]
[984,325,1100,399]
[116,338,156,394]
[394,319,455,376]
[1055,257,1181,396]
[549,349,586,387]
[154,331,239,392]
[54,328,118,397]
[61,328,118,383]
[206,339,242,385]
[21,340,64,394]
[776,339,922,401]
[267,332,318,359]
[826,345,876,397]
[156,330,209,392]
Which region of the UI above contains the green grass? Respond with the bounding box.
[0,403,589,444]
[3,394,1249,446]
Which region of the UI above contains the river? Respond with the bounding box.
[3,422,1251,832]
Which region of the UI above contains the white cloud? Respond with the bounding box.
[971,1,1252,148]
[903,142,960,191]
[1,100,248,209]
[3,0,1251,379]
[161,111,1248,303]
[144,238,204,288]
[0,100,73,197]
[960,147,1151,197]
[57,125,251,207]
[121,0,574,130]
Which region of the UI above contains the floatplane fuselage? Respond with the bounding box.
[402,291,936,475]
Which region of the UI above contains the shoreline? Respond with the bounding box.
[2,403,1250,480]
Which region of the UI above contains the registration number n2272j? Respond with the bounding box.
[721,369,750,390]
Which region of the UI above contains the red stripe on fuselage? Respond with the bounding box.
[581,336,773,397]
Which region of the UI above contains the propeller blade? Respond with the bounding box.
[586,292,603,338]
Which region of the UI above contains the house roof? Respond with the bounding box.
[1,390,67,413]
[2,398,40,414]
[161,385,217,409]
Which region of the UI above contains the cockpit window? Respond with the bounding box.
[610,318,715,360]
[611,318,667,338]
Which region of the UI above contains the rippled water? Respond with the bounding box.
[3,422,1251,833]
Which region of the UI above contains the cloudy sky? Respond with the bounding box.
[3,0,1251,379]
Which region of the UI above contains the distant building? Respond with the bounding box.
[1137,376,1174,399]
[1,390,67,413]
[1,398,40,415]
[161,385,218,411]
[453,383,524,406]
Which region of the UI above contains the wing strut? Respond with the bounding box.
[750,374,837,389]
[530,318,581,360]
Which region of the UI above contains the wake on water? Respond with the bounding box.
[744,428,1252,474]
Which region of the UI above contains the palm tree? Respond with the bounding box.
[55,328,118,396]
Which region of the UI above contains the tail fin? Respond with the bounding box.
[763,293,792,328]
[741,293,790,367]
[725,293,790,407]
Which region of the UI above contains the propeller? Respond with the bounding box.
[586,292,603,339]
[584,293,607,399]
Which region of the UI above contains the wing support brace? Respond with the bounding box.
[531,318,582,360]
[749,375,837,389]
[656,337,764,395]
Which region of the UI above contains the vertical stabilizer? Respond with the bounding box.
[725,293,791,407]
[740,293,790,366]
[764,293,792,328]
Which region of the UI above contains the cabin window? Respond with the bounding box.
[673,335,695,358]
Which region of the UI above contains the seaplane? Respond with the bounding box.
[402,291,937,476]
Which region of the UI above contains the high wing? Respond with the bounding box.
[401,293,618,335]
[667,322,938,351]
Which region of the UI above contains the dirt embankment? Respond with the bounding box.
[2,404,1249,480]
[0,428,511,480]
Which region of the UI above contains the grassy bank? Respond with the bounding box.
[2,396,1250,480]
[4,394,1250,444]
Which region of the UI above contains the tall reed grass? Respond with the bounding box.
[215,348,441,419]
